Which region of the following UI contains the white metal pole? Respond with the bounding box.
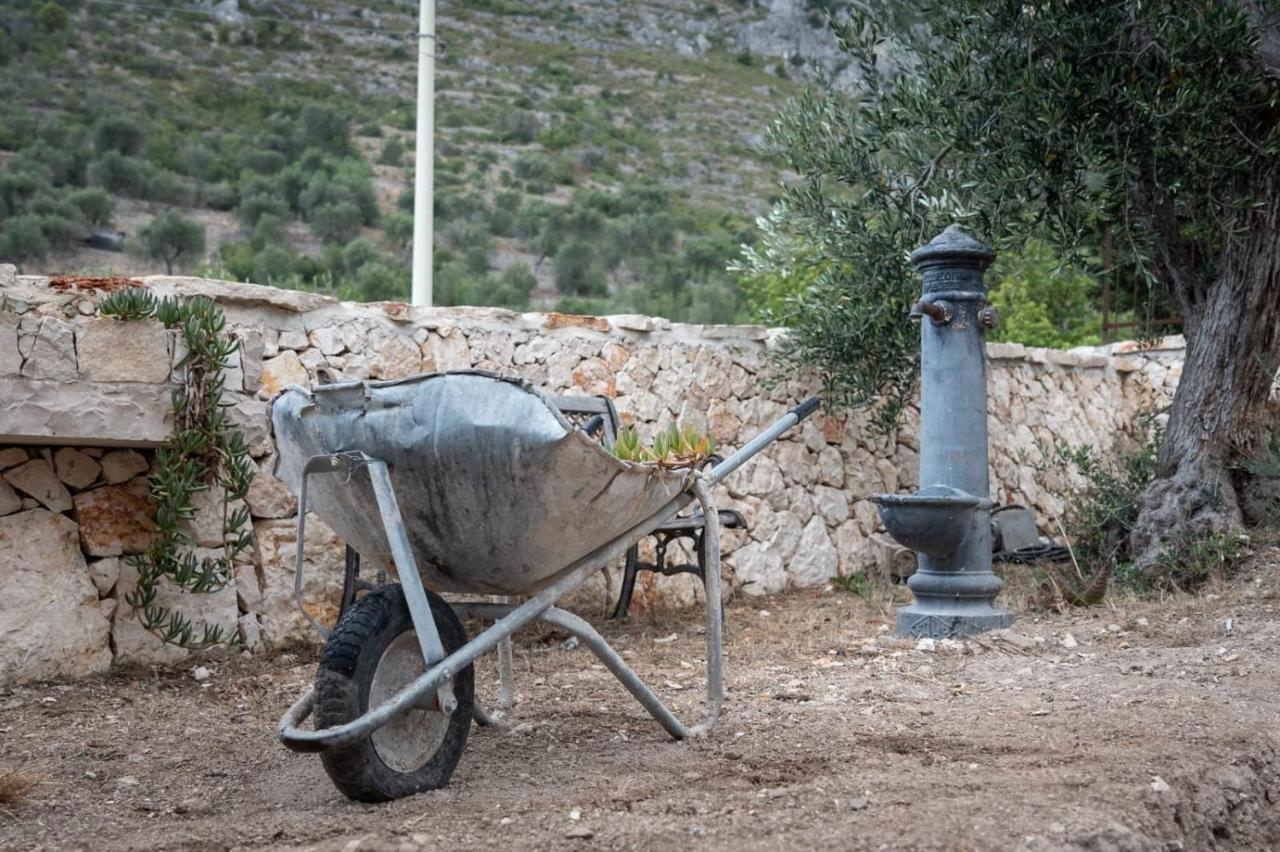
[410,0,435,306]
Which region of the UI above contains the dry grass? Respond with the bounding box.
[0,769,42,813]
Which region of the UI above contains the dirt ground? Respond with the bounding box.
[3,548,1279,852]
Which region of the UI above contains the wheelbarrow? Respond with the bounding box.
[272,369,819,801]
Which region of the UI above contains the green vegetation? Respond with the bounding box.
[100,289,253,649]
[138,211,206,274]
[609,422,716,468]
[0,0,789,324]
[986,240,1100,350]
[1052,424,1248,595]
[752,0,1280,576]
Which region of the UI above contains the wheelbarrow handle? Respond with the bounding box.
[705,395,822,487]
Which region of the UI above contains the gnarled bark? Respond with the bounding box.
[1130,163,1280,570]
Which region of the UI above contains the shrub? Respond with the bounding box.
[68,187,115,226]
[249,213,286,250]
[0,168,49,213]
[36,2,69,33]
[138,211,206,274]
[93,115,146,156]
[378,137,405,166]
[242,148,287,175]
[498,261,537,296]
[198,181,237,211]
[382,211,413,251]
[353,262,409,302]
[300,104,351,156]
[310,201,364,243]
[987,239,1101,349]
[497,109,541,144]
[339,237,380,274]
[247,245,293,284]
[0,215,51,261]
[554,239,606,296]
[298,164,378,225]
[36,211,86,251]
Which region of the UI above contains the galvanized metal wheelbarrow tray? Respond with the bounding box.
[272,369,817,767]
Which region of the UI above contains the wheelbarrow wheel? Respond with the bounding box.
[313,584,474,802]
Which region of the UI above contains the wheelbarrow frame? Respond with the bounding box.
[277,395,819,753]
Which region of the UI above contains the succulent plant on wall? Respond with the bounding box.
[100,288,254,648]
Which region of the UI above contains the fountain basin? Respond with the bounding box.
[871,485,984,559]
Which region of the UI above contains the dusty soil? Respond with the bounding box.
[3,550,1279,852]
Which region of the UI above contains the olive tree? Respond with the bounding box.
[139,210,206,274]
[744,1,1280,573]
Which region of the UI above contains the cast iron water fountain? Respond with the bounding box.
[873,226,1015,638]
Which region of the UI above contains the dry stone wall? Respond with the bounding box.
[0,269,1182,683]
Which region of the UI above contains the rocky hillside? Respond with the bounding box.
[0,0,853,321]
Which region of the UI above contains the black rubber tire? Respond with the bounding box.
[314,584,474,802]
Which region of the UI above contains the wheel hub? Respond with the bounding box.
[369,630,452,773]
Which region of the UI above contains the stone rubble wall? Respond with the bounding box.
[0,269,1183,683]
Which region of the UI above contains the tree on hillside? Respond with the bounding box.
[744,1,1280,576]
[139,211,206,274]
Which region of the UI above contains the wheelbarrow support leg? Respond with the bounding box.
[293,452,456,715]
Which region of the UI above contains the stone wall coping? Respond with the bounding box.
[3,274,1187,370]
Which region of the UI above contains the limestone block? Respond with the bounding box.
[817,445,844,488]
[254,514,347,648]
[706,399,741,444]
[112,554,239,667]
[0,377,174,446]
[54,448,101,490]
[0,509,112,684]
[754,504,803,563]
[19,316,77,381]
[179,483,244,548]
[259,350,309,398]
[100,449,149,484]
[729,541,785,596]
[607,314,668,333]
[225,396,272,458]
[789,488,816,524]
[422,328,472,371]
[571,357,615,397]
[789,516,838,587]
[141,275,336,314]
[239,613,262,649]
[298,347,327,373]
[277,328,308,350]
[851,499,880,536]
[4,458,73,512]
[814,485,850,525]
[237,328,264,393]
[0,447,28,470]
[88,557,120,596]
[602,342,630,371]
[0,478,19,516]
[245,463,297,519]
[77,319,171,383]
[0,313,20,377]
[72,477,156,557]
[308,325,346,356]
[774,440,816,487]
[370,336,422,380]
[833,520,869,576]
[234,562,262,613]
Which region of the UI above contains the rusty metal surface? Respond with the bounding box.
[271,370,690,596]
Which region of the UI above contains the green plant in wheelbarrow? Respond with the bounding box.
[610,423,716,469]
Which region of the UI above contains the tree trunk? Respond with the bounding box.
[1130,163,1280,570]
